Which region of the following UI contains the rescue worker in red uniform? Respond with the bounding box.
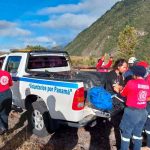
[115,65,150,150]
[136,61,150,150]
[142,74,150,150]
[0,70,13,135]
[96,54,113,72]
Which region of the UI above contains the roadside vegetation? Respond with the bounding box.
[70,56,98,67]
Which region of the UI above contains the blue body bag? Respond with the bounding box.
[87,86,112,110]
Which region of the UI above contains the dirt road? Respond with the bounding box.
[0,111,119,150]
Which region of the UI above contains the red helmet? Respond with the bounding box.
[136,61,149,68]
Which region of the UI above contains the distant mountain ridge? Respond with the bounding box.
[65,0,150,60]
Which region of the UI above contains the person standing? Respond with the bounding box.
[145,67,150,150]
[96,54,113,72]
[116,65,150,150]
[104,58,128,149]
[0,69,13,135]
[143,98,150,150]
[128,57,137,67]
[136,61,150,150]
[124,56,138,84]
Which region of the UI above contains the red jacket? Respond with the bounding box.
[121,78,150,109]
[0,70,13,92]
[146,74,150,85]
[96,59,112,72]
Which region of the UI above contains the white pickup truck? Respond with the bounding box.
[0,50,111,137]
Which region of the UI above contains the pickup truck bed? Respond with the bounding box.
[26,70,124,118]
[26,70,106,88]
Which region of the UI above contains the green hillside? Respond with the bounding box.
[65,0,150,60]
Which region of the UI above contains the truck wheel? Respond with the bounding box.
[27,101,51,137]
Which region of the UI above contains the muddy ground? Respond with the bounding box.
[2,110,147,150]
[0,110,121,150]
[1,110,147,150]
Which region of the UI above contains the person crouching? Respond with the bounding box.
[114,65,150,150]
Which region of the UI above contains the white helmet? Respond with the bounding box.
[128,57,137,64]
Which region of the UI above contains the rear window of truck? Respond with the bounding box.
[27,56,68,69]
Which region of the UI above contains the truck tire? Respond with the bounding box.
[27,101,52,137]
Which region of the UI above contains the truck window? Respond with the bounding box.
[27,56,68,69]
[0,56,6,69]
[6,56,21,73]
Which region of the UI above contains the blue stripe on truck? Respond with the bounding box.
[12,77,79,89]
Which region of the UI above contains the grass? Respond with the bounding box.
[70,56,98,67]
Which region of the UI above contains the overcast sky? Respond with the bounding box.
[0,0,121,51]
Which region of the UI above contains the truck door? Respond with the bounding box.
[4,56,22,107]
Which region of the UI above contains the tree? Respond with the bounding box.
[117,25,138,59]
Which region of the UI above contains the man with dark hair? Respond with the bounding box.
[104,58,128,95]
[104,58,128,149]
